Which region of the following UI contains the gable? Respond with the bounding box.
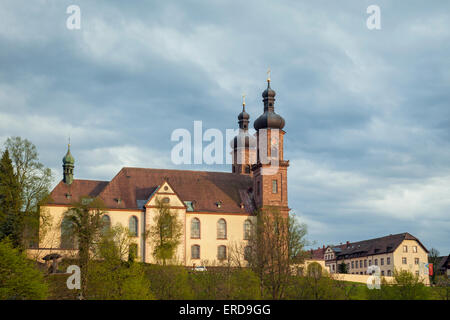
[145,181,186,208]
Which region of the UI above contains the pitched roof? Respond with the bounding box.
[309,247,325,260]
[332,233,428,260]
[49,179,108,204]
[437,255,450,271]
[49,167,254,214]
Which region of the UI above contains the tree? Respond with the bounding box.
[0,238,48,299]
[428,248,440,284]
[149,198,183,265]
[2,137,52,248]
[87,226,153,300]
[63,197,106,298]
[338,262,348,274]
[247,209,308,299]
[0,150,23,247]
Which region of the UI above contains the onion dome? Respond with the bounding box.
[231,97,256,149]
[63,144,75,165]
[254,80,285,131]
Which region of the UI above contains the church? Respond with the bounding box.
[33,78,290,266]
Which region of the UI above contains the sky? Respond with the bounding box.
[0,0,449,254]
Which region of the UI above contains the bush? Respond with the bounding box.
[87,261,154,300]
[366,270,430,300]
[144,264,194,299]
[0,238,48,299]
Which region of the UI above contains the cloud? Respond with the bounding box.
[0,0,449,254]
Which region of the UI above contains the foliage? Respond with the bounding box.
[4,137,52,248]
[433,275,450,300]
[188,267,261,300]
[0,150,23,247]
[285,269,347,300]
[144,264,193,299]
[0,238,48,299]
[64,197,106,297]
[338,262,348,274]
[365,269,429,300]
[149,198,183,265]
[87,226,153,300]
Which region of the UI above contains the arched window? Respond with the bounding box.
[191,245,200,259]
[191,218,200,239]
[217,219,227,239]
[217,245,227,260]
[60,215,77,249]
[243,219,252,240]
[101,215,111,235]
[244,246,252,261]
[129,216,138,237]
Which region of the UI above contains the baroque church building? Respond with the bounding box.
[33,79,289,266]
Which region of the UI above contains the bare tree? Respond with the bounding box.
[247,208,308,299]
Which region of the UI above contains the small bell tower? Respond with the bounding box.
[62,142,75,185]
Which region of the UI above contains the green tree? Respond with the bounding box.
[64,197,106,298]
[149,198,183,265]
[338,262,348,274]
[228,269,261,300]
[2,137,52,248]
[0,238,48,299]
[0,150,23,247]
[87,226,153,300]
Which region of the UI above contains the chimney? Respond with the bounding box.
[323,245,325,249]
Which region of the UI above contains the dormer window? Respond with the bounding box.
[162,197,170,204]
[216,201,222,208]
[65,193,72,199]
[116,198,122,204]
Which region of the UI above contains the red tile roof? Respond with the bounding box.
[49,179,108,204]
[49,167,254,214]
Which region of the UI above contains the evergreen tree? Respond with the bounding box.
[0,149,23,247]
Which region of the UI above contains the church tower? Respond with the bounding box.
[62,143,75,185]
[252,75,289,216]
[231,96,256,175]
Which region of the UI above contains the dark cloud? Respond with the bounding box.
[0,0,449,254]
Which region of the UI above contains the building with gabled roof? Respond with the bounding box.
[322,233,430,284]
[33,78,290,266]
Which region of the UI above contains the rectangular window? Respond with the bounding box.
[387,257,390,265]
[415,258,419,265]
[381,258,384,265]
[351,261,354,268]
[381,271,385,276]
[369,260,372,266]
[413,246,417,253]
[364,260,367,267]
[375,259,378,266]
[415,271,420,276]
[272,180,278,193]
[388,270,392,276]
[360,260,362,268]
[403,245,408,253]
[402,257,407,264]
